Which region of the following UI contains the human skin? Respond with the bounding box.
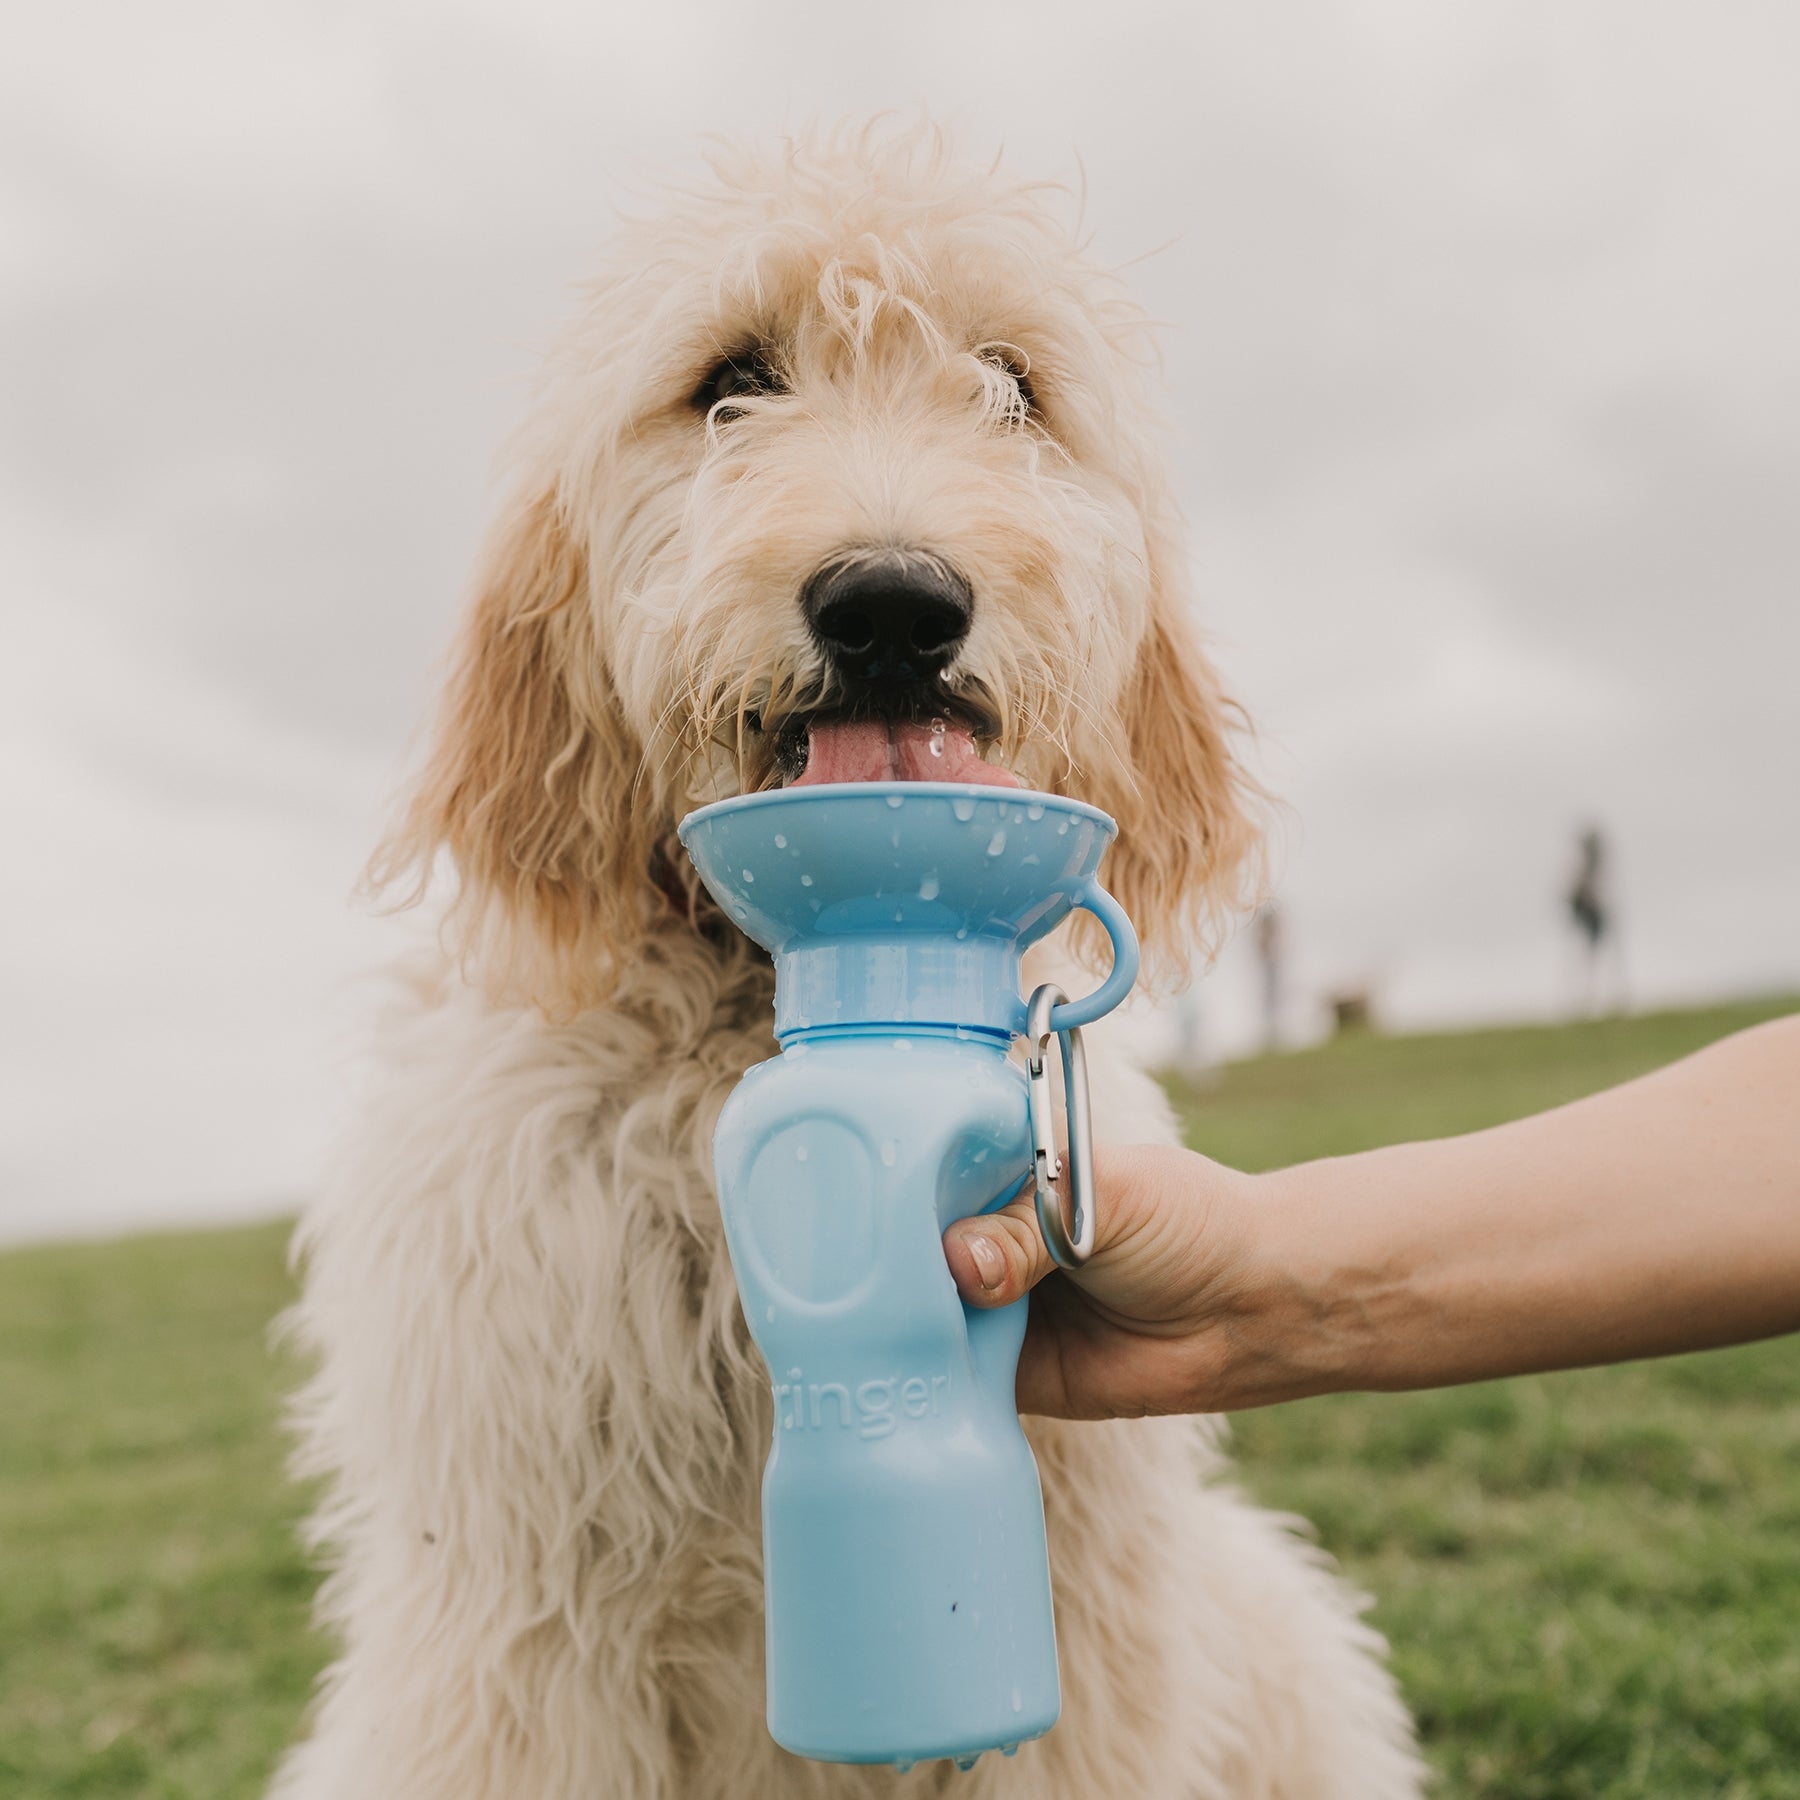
[942,1014,1800,1419]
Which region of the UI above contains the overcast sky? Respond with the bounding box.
[4,1,1796,1242]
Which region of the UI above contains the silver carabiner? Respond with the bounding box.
[1024,983,1097,1269]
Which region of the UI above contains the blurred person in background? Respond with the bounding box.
[1566,824,1628,1017]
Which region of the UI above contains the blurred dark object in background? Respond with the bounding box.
[1566,824,1630,1017]
[1254,903,1285,1052]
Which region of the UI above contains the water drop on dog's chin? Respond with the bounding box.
[951,796,977,822]
[928,716,946,757]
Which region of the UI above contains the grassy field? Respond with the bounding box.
[1,995,1795,1798]
[1171,996,1800,1800]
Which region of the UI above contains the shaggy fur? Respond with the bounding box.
[276,125,1425,1799]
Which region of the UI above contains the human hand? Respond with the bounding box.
[945,1015,1800,1420]
[942,1144,1287,1418]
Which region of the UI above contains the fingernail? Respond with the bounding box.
[967,1232,1005,1292]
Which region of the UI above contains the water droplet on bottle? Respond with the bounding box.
[732,904,748,919]
[894,1039,911,1051]
[1002,1742,1020,1757]
[880,1141,898,1166]
[1057,818,1070,835]
[1011,1686,1023,1713]
[765,1304,776,1323]
[800,874,813,886]
[1026,801,1044,821]
[954,1753,979,1772]
[893,1759,914,1775]
[1021,852,1040,866]
[955,927,968,940]
[741,869,755,882]
[886,792,905,809]
[951,796,977,822]
[795,1144,808,1162]
[972,1146,989,1163]
[917,874,939,900]
[773,832,787,849]
[894,908,905,922]
[985,830,1006,857]
[891,828,902,848]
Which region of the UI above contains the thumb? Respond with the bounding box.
[944,1191,1056,1308]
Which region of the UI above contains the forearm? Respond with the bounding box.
[1235,1016,1800,1402]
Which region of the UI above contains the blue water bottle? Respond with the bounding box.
[678,782,1139,1770]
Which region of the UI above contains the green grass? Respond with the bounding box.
[0,1224,320,1800]
[1171,995,1800,1799]
[1,995,1794,1797]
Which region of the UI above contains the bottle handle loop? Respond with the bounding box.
[1045,882,1139,1032]
[1025,983,1097,1269]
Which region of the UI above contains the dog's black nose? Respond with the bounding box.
[803,552,973,684]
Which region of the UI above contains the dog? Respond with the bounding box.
[274,123,1425,1800]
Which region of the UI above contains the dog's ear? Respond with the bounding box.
[370,487,657,1015]
[1083,522,1263,994]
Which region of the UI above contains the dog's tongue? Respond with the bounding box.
[790,718,1020,788]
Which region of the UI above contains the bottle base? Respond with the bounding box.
[771,1715,1055,1770]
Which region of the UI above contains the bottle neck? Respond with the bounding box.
[779,1021,1016,1049]
[772,936,1027,1045]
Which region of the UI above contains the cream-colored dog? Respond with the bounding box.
[275,125,1424,1800]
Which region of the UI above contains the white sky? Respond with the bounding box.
[3,1,1796,1241]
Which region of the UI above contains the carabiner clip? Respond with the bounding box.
[1024,983,1097,1268]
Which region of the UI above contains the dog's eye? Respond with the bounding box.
[694,348,785,418]
[977,346,1039,422]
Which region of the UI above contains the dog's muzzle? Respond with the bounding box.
[802,550,973,689]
